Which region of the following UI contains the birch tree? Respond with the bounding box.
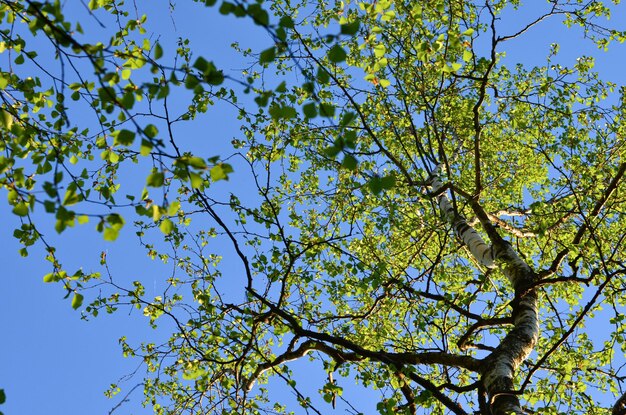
[2,0,626,414]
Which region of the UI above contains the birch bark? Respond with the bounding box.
[430,168,539,415]
[615,393,626,415]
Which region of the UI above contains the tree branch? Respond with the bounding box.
[246,288,482,371]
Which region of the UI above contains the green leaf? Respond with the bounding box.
[381,10,396,22]
[189,172,204,189]
[303,102,317,119]
[62,188,81,206]
[248,3,269,26]
[279,16,294,29]
[0,389,5,404]
[260,47,276,64]
[12,202,28,217]
[342,154,358,170]
[255,91,272,107]
[219,1,234,14]
[324,146,341,158]
[151,205,163,221]
[144,124,158,138]
[120,91,135,109]
[463,49,472,62]
[43,273,55,283]
[368,176,383,195]
[416,389,433,403]
[316,67,330,84]
[108,151,120,164]
[146,170,165,187]
[114,129,135,146]
[193,57,210,73]
[192,58,223,85]
[167,201,181,216]
[450,62,462,71]
[0,158,13,176]
[380,174,396,190]
[373,44,386,58]
[182,368,205,380]
[154,42,163,59]
[7,189,18,203]
[179,156,207,169]
[103,227,120,241]
[319,103,335,117]
[140,139,153,156]
[98,86,116,103]
[159,218,174,234]
[107,214,124,228]
[344,130,357,149]
[442,64,454,73]
[328,44,347,63]
[269,104,297,120]
[126,56,145,70]
[340,112,356,126]
[276,81,287,93]
[185,75,200,89]
[0,109,13,129]
[341,21,360,35]
[71,293,84,309]
[210,163,234,181]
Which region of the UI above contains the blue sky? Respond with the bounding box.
[2,2,626,415]
[0,3,270,414]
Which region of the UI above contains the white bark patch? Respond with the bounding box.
[429,167,540,415]
[515,299,539,332]
[430,170,496,269]
[482,354,515,385]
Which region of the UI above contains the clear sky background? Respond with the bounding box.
[0,3,270,414]
[1,2,625,415]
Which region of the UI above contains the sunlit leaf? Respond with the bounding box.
[71,293,84,309]
[210,164,233,181]
[12,202,28,217]
[159,218,174,234]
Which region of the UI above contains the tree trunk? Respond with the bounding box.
[481,243,539,415]
[431,170,539,414]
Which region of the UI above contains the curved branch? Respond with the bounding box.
[457,317,514,351]
[548,162,626,275]
[247,288,482,372]
[404,370,468,415]
[244,339,363,392]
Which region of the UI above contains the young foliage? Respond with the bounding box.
[2,1,626,415]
